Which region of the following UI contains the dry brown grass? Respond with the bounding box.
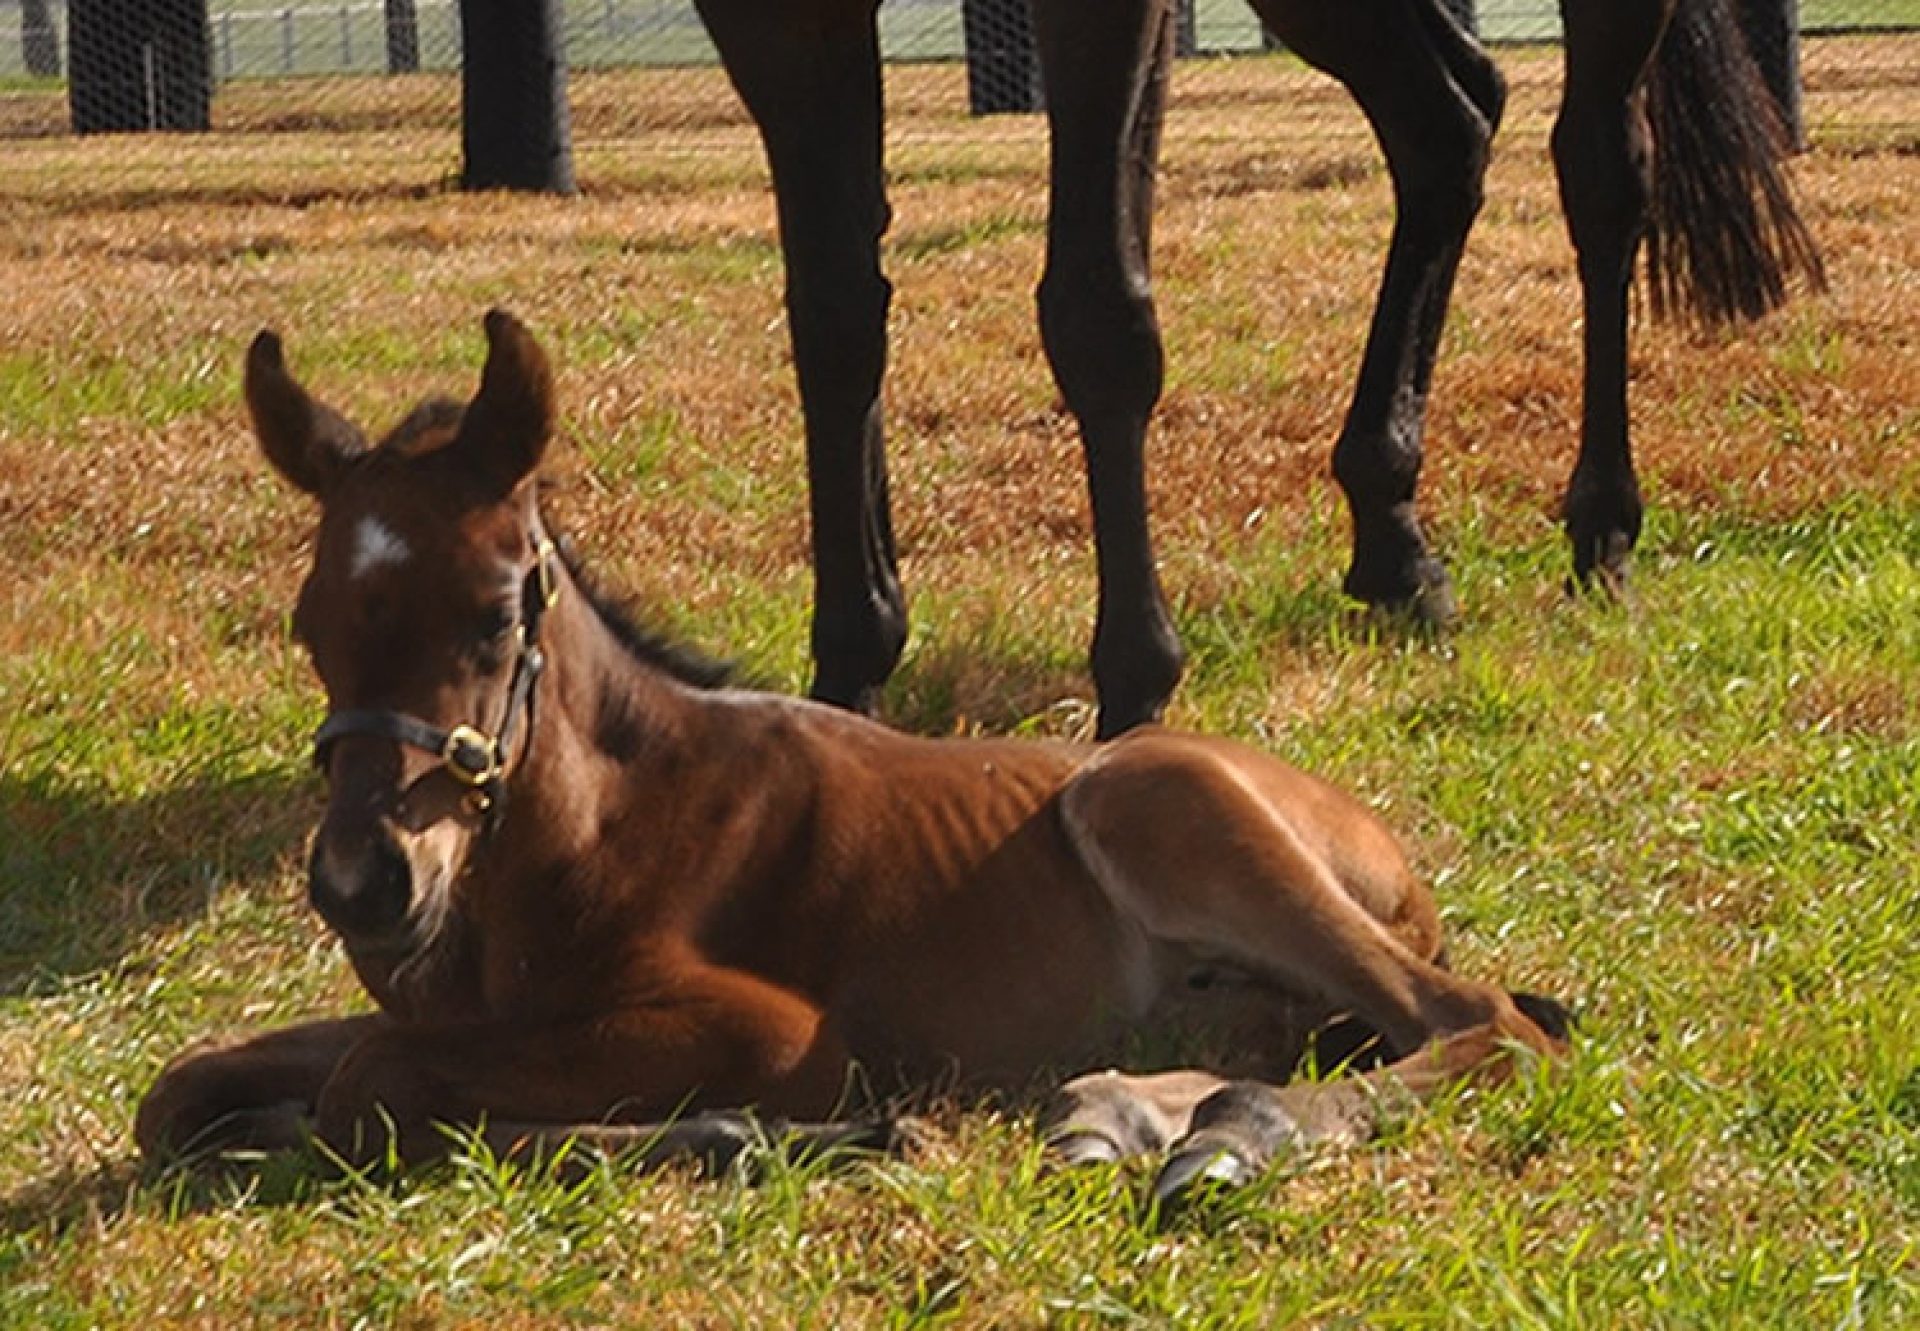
[4,49,1915,737]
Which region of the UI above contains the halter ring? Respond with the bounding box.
[441,725,503,787]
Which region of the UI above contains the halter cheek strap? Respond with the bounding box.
[311,534,560,828]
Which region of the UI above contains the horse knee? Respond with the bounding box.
[1036,265,1164,429]
[788,265,893,420]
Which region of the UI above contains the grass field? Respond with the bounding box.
[1,48,1916,1329]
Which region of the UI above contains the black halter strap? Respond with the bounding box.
[311,532,561,829]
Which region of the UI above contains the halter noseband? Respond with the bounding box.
[310,533,562,827]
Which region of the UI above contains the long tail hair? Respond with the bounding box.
[1643,0,1826,325]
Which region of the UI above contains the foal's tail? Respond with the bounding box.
[1642,0,1825,325]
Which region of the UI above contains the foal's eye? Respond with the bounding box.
[469,606,517,671]
[478,605,515,641]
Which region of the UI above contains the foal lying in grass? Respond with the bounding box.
[138,312,1566,1201]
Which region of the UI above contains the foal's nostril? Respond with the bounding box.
[307,833,413,944]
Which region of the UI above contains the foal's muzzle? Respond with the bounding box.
[308,827,413,947]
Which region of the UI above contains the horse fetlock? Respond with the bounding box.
[808,588,908,715]
[1091,612,1184,740]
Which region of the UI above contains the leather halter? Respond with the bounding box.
[311,532,562,828]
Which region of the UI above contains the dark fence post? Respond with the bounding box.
[962,0,1041,115]
[1174,0,1198,57]
[1736,0,1805,150]
[457,0,576,193]
[22,0,61,78]
[69,0,212,134]
[385,0,421,74]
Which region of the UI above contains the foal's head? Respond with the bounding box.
[250,311,559,971]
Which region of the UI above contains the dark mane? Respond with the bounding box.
[547,528,736,692]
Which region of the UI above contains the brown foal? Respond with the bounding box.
[137,312,1565,1201]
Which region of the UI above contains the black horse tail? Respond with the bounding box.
[1642,0,1825,325]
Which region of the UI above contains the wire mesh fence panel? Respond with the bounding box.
[0,2,1914,173]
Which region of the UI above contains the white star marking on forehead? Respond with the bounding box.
[349,516,411,581]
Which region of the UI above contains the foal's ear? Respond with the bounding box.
[454,309,554,499]
[244,331,367,496]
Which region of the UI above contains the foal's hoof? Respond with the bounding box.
[1151,1137,1257,1212]
[1511,991,1578,1045]
[1150,1081,1303,1215]
[1044,1129,1127,1168]
[807,675,886,720]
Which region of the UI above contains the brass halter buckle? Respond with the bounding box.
[533,536,561,611]
[441,724,503,788]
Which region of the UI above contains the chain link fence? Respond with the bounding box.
[1,2,1914,166]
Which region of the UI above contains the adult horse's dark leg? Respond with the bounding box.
[1554,0,1822,589]
[1251,0,1505,622]
[696,0,904,713]
[1551,0,1669,590]
[1031,0,1185,739]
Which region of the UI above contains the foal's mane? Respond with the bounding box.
[545,521,737,693]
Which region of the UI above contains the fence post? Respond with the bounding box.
[962,0,1041,115]
[385,0,421,74]
[281,7,295,74]
[457,0,577,193]
[1174,0,1198,57]
[22,0,62,77]
[1736,0,1805,150]
[70,0,213,133]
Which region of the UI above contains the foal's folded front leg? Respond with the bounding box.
[136,1014,386,1162]
[313,967,857,1167]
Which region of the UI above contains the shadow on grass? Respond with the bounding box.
[0,767,317,996]
[881,634,1094,739]
[0,1148,342,1247]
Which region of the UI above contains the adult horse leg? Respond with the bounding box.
[1251,0,1505,622]
[1551,1,1669,591]
[1555,0,1823,590]
[697,0,904,713]
[1031,0,1184,739]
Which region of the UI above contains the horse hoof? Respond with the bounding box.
[1045,1129,1126,1168]
[1347,556,1457,633]
[1151,1139,1254,1211]
[1566,530,1636,604]
[1399,559,1459,630]
[807,676,886,719]
[1511,991,1578,1044]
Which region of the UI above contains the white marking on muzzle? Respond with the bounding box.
[350,516,410,581]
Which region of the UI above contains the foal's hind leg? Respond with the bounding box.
[697,0,905,713]
[1061,735,1545,1061]
[1250,0,1506,622]
[1056,733,1559,1192]
[1552,0,1670,592]
[1031,0,1185,737]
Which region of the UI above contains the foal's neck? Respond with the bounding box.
[501,556,701,843]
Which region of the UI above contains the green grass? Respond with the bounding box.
[4,504,1913,1328]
